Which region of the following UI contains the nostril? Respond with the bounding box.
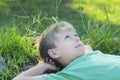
[75,37,80,42]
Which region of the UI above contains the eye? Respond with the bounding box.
[64,35,70,39]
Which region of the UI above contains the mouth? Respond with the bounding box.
[74,44,82,48]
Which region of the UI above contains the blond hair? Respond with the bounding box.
[38,21,75,67]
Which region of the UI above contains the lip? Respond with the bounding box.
[74,44,82,48]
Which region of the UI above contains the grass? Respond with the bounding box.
[72,0,120,25]
[0,27,37,79]
[78,3,120,55]
[0,0,120,80]
[82,18,120,55]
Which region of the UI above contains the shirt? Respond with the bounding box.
[43,50,120,80]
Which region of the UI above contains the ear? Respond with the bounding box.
[48,49,60,59]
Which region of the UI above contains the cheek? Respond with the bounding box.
[62,42,74,50]
[61,44,75,54]
[57,44,72,54]
[56,41,74,54]
[58,41,73,47]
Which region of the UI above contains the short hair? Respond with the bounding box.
[38,21,75,68]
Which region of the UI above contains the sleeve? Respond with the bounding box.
[42,73,70,80]
[42,72,85,80]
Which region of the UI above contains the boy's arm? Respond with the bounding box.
[12,62,57,80]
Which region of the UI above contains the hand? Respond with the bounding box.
[43,58,55,65]
[84,45,93,53]
[38,58,58,73]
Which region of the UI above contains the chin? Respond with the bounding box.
[81,49,85,55]
[78,51,85,56]
[76,53,84,58]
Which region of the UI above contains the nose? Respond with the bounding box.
[74,36,80,42]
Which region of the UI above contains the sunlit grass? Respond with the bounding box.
[0,27,37,80]
[72,0,120,25]
[0,0,6,6]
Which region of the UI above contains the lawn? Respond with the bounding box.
[72,0,120,24]
[0,0,120,80]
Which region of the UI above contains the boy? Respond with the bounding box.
[13,21,120,80]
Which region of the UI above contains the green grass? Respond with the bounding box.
[82,18,120,55]
[0,27,37,79]
[0,0,120,79]
[72,0,120,25]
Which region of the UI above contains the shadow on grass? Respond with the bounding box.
[0,0,119,35]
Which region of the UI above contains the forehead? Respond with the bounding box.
[56,30,77,39]
[61,30,76,34]
[54,24,76,36]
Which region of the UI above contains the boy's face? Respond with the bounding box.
[54,30,85,61]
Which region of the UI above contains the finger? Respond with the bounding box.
[46,58,48,62]
[49,59,55,65]
[42,58,48,63]
[42,58,45,62]
[49,59,52,64]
